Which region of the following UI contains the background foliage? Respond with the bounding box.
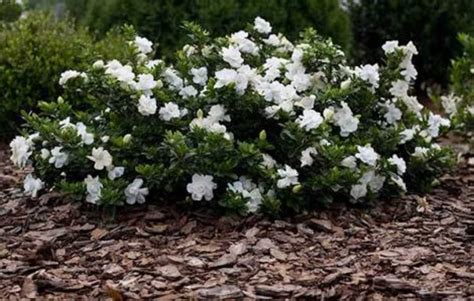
[0,0,22,22]
[349,0,474,90]
[0,12,129,138]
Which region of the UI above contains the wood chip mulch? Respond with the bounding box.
[0,144,473,300]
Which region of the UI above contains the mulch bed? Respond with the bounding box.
[0,143,473,300]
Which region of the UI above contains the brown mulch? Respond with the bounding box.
[0,144,473,300]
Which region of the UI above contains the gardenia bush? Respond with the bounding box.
[10,18,454,215]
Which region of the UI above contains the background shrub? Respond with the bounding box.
[0,0,22,22]
[63,0,352,58]
[349,0,474,91]
[0,12,129,138]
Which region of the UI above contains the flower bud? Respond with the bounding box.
[57,96,64,104]
[123,134,132,144]
[197,109,204,119]
[259,130,267,140]
[292,184,303,193]
[93,60,104,69]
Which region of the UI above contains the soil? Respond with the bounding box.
[0,143,473,299]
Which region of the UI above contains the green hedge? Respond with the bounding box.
[0,0,22,22]
[349,0,474,90]
[66,0,352,58]
[0,12,129,138]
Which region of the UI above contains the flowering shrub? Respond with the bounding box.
[11,18,455,215]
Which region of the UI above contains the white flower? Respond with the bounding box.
[355,145,379,166]
[187,174,217,201]
[125,178,149,205]
[413,147,430,158]
[389,80,409,98]
[391,175,407,192]
[300,147,318,167]
[388,154,406,175]
[9,136,31,168]
[134,36,153,54]
[123,134,132,144]
[101,136,110,143]
[190,67,208,86]
[59,70,87,86]
[441,93,460,116]
[208,105,231,123]
[356,64,379,88]
[350,183,367,200]
[105,62,135,84]
[383,102,402,124]
[402,96,423,113]
[84,175,102,204]
[49,146,68,168]
[230,31,259,55]
[333,102,359,137]
[137,95,157,116]
[399,128,416,144]
[222,46,244,68]
[76,122,94,145]
[295,95,315,110]
[296,110,323,131]
[277,165,299,188]
[87,147,113,170]
[360,170,386,193]
[427,113,450,137]
[468,106,474,115]
[382,40,399,54]
[159,102,186,121]
[23,174,44,198]
[135,74,157,91]
[341,156,357,169]
[107,166,125,180]
[40,148,50,160]
[215,69,238,89]
[179,85,198,99]
[254,17,272,34]
[162,68,184,91]
[227,177,262,213]
[261,153,277,169]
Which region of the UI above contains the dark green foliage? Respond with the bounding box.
[65,0,352,58]
[349,0,474,90]
[0,12,130,138]
[0,0,22,22]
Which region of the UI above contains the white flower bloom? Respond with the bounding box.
[402,96,423,113]
[254,16,272,34]
[399,128,416,144]
[134,36,153,54]
[187,174,217,201]
[227,177,262,213]
[208,105,231,123]
[76,122,94,145]
[137,95,157,116]
[59,70,87,86]
[333,102,359,137]
[146,59,162,69]
[93,60,104,69]
[87,147,113,170]
[277,165,299,188]
[222,46,244,68]
[215,69,238,89]
[101,136,110,143]
[135,74,157,91]
[355,145,379,166]
[159,102,187,121]
[107,166,125,180]
[350,183,367,200]
[295,95,315,110]
[388,154,407,175]
[382,40,399,54]
[106,64,135,84]
[360,170,386,193]
[190,67,208,86]
[468,106,474,115]
[123,134,132,144]
[84,175,102,204]
[23,174,44,198]
[179,85,198,99]
[389,80,409,98]
[10,136,31,168]
[413,146,430,158]
[40,148,50,160]
[441,93,460,116]
[300,147,318,167]
[383,102,402,124]
[427,113,450,137]
[230,31,259,55]
[341,155,357,169]
[162,68,184,91]
[49,146,68,168]
[391,175,407,192]
[125,178,149,205]
[261,153,277,169]
[356,64,379,88]
[296,110,323,131]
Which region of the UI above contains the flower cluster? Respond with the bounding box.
[11,19,454,215]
